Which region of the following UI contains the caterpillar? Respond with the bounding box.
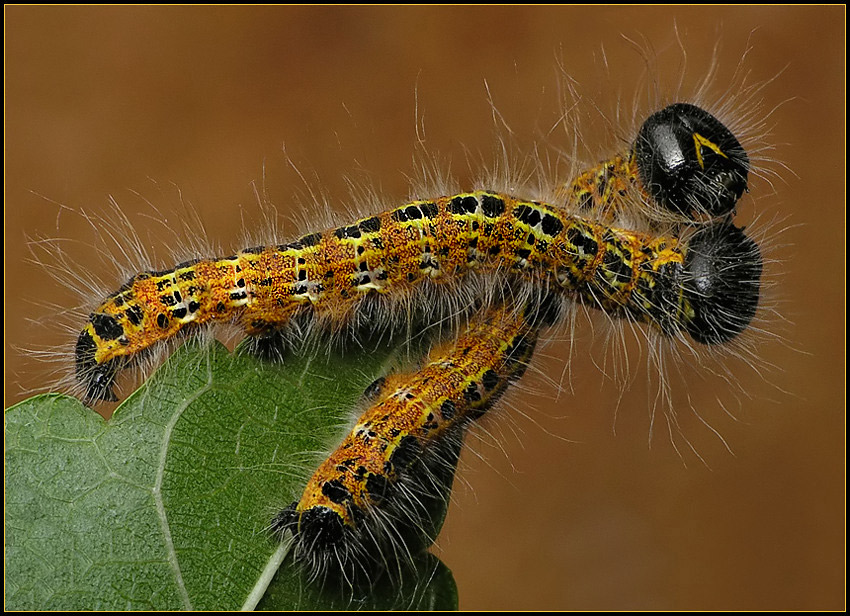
[271,299,547,582]
[65,102,763,587]
[9,10,830,610]
[74,102,754,407]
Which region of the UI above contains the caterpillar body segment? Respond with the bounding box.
[271,300,545,578]
[565,151,641,219]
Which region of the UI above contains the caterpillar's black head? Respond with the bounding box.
[635,103,749,218]
[75,328,118,403]
[297,505,347,550]
[683,223,762,345]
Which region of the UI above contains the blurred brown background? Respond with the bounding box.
[5,6,844,610]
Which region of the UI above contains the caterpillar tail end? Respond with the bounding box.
[684,223,763,345]
[75,328,119,403]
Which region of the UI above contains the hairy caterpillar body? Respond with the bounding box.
[75,103,755,405]
[271,300,546,580]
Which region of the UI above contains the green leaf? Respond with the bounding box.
[5,340,458,610]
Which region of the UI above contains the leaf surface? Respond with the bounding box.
[5,340,457,610]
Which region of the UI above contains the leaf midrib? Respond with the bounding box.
[151,377,215,610]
